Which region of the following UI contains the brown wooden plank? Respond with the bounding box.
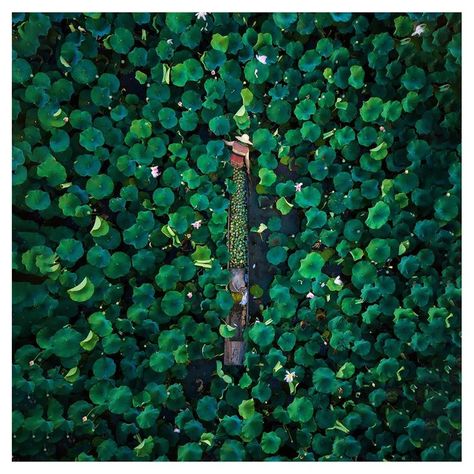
[224,340,246,366]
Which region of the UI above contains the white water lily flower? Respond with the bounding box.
[195,12,207,21]
[411,24,426,36]
[284,370,296,383]
[334,275,343,286]
[256,54,267,64]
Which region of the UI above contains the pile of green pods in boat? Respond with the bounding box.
[229,168,248,268]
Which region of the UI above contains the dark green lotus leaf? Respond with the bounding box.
[219,440,245,461]
[86,174,114,199]
[150,351,175,373]
[401,66,426,91]
[161,291,185,317]
[93,357,116,379]
[360,97,384,122]
[177,442,203,461]
[209,115,230,136]
[312,367,338,394]
[71,59,97,84]
[80,127,105,151]
[249,322,275,348]
[197,395,218,421]
[57,238,84,264]
[110,27,134,54]
[37,157,67,186]
[352,260,377,289]
[25,189,51,210]
[288,397,314,423]
[261,431,281,454]
[109,386,133,414]
[51,327,82,358]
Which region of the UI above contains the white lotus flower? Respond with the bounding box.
[334,275,343,286]
[166,39,173,45]
[411,24,426,36]
[195,12,208,21]
[284,370,296,383]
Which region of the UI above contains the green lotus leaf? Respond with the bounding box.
[278,332,296,352]
[336,361,355,379]
[177,443,203,461]
[295,186,321,208]
[37,156,67,186]
[219,440,245,461]
[67,277,95,302]
[80,127,105,151]
[90,216,110,238]
[64,366,80,383]
[51,327,82,358]
[348,65,365,89]
[352,261,377,289]
[267,100,291,125]
[109,386,133,414]
[209,115,230,136]
[366,201,390,229]
[130,119,152,139]
[288,397,314,423]
[93,357,116,379]
[71,59,97,84]
[150,351,175,373]
[261,432,281,454]
[161,291,185,316]
[57,238,84,264]
[103,252,130,279]
[366,238,391,263]
[360,97,384,122]
[275,196,293,215]
[50,129,70,153]
[110,27,134,54]
[294,99,316,120]
[434,195,458,221]
[266,246,287,265]
[249,322,275,348]
[197,396,218,421]
[312,367,338,394]
[258,168,277,187]
[25,189,50,210]
[401,66,426,91]
[238,399,255,420]
[299,252,324,279]
[80,330,99,351]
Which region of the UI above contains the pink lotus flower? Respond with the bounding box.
[306,291,315,299]
[187,292,193,299]
[191,220,202,229]
[211,70,216,76]
[295,182,303,192]
[256,54,267,64]
[150,166,161,178]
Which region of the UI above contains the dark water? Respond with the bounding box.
[248,163,299,318]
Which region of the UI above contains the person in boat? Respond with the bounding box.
[224,133,252,175]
